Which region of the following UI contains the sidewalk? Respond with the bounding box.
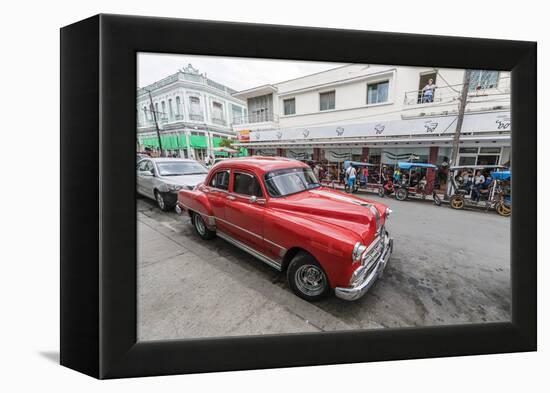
[137,210,353,341]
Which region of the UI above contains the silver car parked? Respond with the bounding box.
[137,157,209,211]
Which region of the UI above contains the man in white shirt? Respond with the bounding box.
[472,171,486,201]
[346,165,357,191]
[422,78,437,103]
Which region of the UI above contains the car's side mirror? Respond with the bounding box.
[142,170,154,176]
[249,195,257,204]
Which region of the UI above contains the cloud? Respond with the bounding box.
[137,52,346,91]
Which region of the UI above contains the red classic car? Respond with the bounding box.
[176,156,393,301]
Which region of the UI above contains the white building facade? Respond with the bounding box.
[232,64,511,169]
[137,64,247,160]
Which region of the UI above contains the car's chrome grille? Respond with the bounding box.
[362,227,386,271]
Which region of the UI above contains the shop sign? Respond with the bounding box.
[237,129,250,142]
[249,111,511,142]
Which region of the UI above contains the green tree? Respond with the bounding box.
[218,138,234,149]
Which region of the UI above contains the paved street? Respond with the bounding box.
[137,193,510,341]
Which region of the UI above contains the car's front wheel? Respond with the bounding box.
[287,252,329,301]
[191,212,216,240]
[155,190,171,212]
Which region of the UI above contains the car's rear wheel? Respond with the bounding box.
[192,212,216,240]
[287,252,329,301]
[155,190,171,212]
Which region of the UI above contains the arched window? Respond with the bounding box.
[189,96,203,121]
[168,99,173,119]
[175,96,181,117]
[155,103,159,117]
[143,106,148,121]
[161,101,166,119]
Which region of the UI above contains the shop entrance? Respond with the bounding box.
[457,147,502,167]
[476,155,499,166]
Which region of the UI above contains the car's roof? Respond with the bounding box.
[146,157,198,163]
[211,156,308,173]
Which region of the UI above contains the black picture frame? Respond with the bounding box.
[60,14,536,379]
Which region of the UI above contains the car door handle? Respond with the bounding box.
[227,195,236,201]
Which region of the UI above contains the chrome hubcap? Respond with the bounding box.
[295,265,326,296]
[156,193,165,209]
[194,214,206,235]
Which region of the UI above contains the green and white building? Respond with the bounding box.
[137,64,248,160]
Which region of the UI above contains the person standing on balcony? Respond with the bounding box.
[422,78,437,103]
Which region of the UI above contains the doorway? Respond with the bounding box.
[418,72,437,103]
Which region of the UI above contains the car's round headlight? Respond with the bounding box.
[352,242,367,263]
[167,184,183,191]
[385,207,393,219]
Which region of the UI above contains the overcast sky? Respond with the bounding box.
[137,52,347,91]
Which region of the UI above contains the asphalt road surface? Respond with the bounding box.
[137,192,510,341]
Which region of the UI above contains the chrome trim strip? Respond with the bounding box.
[180,202,287,253]
[217,231,282,271]
[207,187,228,194]
[215,217,263,240]
[228,192,267,203]
[264,238,288,254]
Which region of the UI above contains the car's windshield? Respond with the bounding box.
[156,161,208,176]
[264,167,320,197]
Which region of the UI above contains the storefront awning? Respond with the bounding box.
[242,110,510,144]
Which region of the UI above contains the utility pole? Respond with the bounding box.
[147,89,164,157]
[446,69,472,198]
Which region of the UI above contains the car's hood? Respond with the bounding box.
[269,187,387,243]
[159,174,207,187]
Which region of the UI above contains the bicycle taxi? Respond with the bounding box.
[342,160,378,193]
[448,165,511,216]
[392,161,441,205]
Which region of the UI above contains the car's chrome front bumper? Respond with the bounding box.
[335,233,393,301]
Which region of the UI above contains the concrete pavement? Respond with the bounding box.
[137,192,510,341]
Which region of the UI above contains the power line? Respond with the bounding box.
[262,97,510,132]
[434,69,461,93]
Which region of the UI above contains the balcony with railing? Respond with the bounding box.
[403,76,511,106]
[211,117,227,126]
[189,113,204,122]
[231,110,279,132]
[138,112,184,128]
[137,68,238,98]
[232,110,279,125]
